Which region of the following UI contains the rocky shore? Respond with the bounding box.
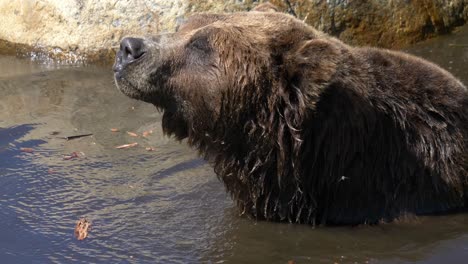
[0,0,466,64]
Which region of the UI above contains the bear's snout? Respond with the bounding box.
[113,37,146,74]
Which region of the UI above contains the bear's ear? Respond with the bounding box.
[287,39,341,85]
[253,2,279,12]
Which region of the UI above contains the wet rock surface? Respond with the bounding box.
[0,0,466,63]
[272,0,468,48]
[0,0,186,64]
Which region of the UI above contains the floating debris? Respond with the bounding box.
[62,133,93,140]
[115,142,138,149]
[110,128,120,132]
[74,218,91,241]
[63,152,79,160]
[126,131,139,137]
[49,131,60,135]
[142,130,153,137]
[145,147,155,151]
[20,147,34,153]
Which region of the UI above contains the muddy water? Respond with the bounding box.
[1,26,468,264]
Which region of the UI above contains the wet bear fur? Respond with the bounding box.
[114,4,468,225]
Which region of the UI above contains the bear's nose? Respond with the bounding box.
[120,37,145,61]
[114,37,146,73]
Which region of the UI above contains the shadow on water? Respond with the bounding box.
[0,124,45,165]
[0,25,467,263]
[0,124,50,262]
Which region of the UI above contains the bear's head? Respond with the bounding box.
[113,8,344,143]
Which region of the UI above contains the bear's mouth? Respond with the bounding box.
[114,77,141,98]
[114,75,159,104]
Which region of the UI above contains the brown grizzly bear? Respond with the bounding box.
[113,5,468,225]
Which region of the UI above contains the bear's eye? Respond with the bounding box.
[188,36,211,53]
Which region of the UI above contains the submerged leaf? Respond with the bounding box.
[115,142,138,149]
[126,131,139,137]
[142,130,153,137]
[20,147,34,153]
[63,152,79,160]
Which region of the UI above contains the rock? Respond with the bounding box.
[0,0,467,64]
[0,0,187,64]
[267,0,468,48]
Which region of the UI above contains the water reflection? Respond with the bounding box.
[0,57,232,263]
[0,25,467,263]
[202,214,468,263]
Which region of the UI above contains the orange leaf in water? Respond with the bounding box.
[63,152,79,160]
[142,130,153,137]
[110,128,119,132]
[20,147,34,153]
[74,218,91,241]
[115,142,138,149]
[126,131,139,137]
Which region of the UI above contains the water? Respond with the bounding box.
[0,25,467,263]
